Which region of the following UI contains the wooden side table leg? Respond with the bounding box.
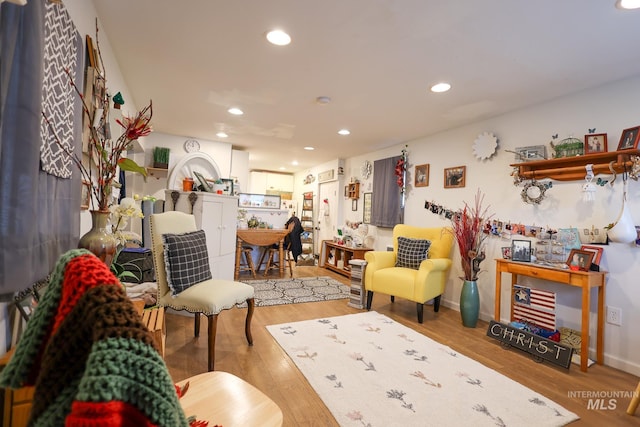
[580,285,590,372]
[596,282,605,365]
[494,266,502,321]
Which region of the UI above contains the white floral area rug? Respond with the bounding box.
[238,276,349,307]
[267,311,579,427]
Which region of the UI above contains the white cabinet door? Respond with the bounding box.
[164,190,237,280]
[201,200,223,257]
[219,198,237,256]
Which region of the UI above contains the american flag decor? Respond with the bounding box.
[513,285,556,331]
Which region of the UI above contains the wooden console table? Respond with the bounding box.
[495,259,606,372]
[321,240,372,278]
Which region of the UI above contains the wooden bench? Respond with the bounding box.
[132,299,165,358]
[141,305,166,358]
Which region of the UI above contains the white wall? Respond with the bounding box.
[64,0,136,234]
[64,0,236,238]
[325,76,640,376]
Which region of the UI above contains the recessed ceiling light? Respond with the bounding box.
[216,131,228,138]
[338,129,350,136]
[228,107,243,115]
[292,160,299,166]
[266,29,291,46]
[430,82,451,93]
[279,166,286,170]
[316,96,331,105]
[304,146,315,151]
[616,0,640,8]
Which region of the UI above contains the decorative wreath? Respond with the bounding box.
[520,180,552,205]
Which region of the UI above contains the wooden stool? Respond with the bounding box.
[263,247,294,277]
[239,246,257,278]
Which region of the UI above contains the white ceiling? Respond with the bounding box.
[93,0,640,174]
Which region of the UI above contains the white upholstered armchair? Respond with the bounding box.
[150,211,255,371]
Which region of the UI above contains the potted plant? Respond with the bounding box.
[153,146,170,169]
[448,189,493,328]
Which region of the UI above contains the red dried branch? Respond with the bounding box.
[449,189,493,281]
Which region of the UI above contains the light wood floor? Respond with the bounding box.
[164,266,640,426]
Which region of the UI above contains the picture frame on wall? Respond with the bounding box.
[363,192,372,224]
[414,164,429,187]
[352,199,358,211]
[444,166,466,188]
[566,249,595,272]
[81,180,91,210]
[514,145,547,162]
[584,133,608,154]
[511,239,532,262]
[617,126,640,150]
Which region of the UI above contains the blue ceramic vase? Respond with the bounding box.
[460,280,480,328]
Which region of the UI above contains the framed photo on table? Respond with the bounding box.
[584,133,607,154]
[617,126,640,150]
[566,249,595,272]
[501,246,511,259]
[511,240,531,262]
[580,245,603,266]
[220,178,234,195]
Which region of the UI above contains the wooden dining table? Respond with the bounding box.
[235,228,290,279]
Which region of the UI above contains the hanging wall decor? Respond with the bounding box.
[472,131,498,160]
[520,180,552,205]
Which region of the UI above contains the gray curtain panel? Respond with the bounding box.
[371,155,403,228]
[0,0,82,295]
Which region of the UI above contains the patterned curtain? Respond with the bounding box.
[371,156,403,228]
[0,0,82,296]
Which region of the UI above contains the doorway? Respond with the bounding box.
[317,181,340,254]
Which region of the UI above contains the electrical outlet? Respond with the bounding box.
[606,306,622,326]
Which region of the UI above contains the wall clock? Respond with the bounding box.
[360,160,372,179]
[184,138,200,153]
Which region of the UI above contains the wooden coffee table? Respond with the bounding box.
[176,371,283,426]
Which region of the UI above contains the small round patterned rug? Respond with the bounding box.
[239,276,350,307]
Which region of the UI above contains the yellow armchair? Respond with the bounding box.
[364,224,454,323]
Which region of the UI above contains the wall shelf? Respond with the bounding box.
[347,182,360,199]
[510,149,640,181]
[147,167,168,179]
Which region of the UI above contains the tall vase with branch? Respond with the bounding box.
[449,189,493,327]
[41,22,151,266]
